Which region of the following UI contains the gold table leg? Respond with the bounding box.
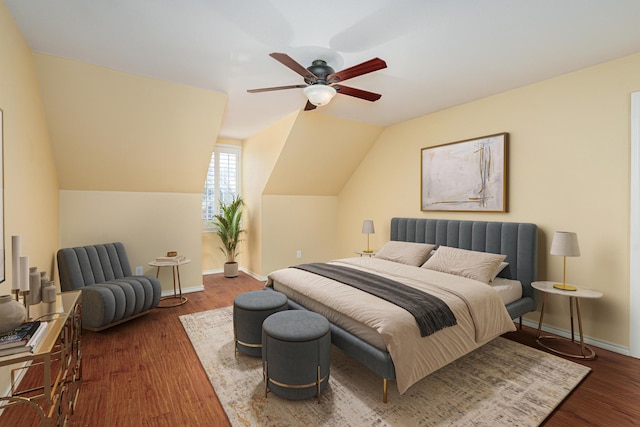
[536,294,596,359]
[157,265,188,307]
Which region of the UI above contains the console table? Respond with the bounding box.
[0,290,82,426]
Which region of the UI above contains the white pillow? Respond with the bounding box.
[491,262,509,282]
[375,241,436,266]
[421,246,507,284]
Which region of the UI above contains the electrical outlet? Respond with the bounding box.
[135,266,143,275]
[296,250,302,259]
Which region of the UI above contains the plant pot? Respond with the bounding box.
[224,262,239,278]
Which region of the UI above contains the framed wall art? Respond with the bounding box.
[421,133,508,212]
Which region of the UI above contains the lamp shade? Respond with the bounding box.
[362,220,375,234]
[303,84,336,106]
[550,231,580,257]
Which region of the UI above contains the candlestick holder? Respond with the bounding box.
[19,290,30,321]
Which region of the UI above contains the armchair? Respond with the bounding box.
[57,242,161,331]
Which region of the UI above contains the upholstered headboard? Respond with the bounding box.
[390,217,538,319]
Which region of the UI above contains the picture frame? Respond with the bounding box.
[421,133,508,212]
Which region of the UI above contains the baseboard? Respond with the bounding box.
[161,284,204,298]
[240,268,268,283]
[521,318,632,357]
[202,268,268,283]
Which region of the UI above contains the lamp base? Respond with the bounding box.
[362,249,374,253]
[553,283,577,291]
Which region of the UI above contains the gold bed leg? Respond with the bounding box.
[383,378,388,403]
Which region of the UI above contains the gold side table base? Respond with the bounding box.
[535,290,598,360]
[158,295,188,308]
[536,335,597,360]
[155,264,188,308]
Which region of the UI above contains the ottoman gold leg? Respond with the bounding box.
[264,360,269,398]
[317,365,321,404]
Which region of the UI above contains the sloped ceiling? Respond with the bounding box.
[33,53,227,193]
[263,112,383,196]
[6,1,640,140]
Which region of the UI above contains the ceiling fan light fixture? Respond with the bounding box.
[303,84,337,107]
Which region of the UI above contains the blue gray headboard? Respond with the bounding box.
[390,217,538,319]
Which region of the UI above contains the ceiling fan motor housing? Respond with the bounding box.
[305,60,336,85]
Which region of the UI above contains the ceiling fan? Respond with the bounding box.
[247,52,387,111]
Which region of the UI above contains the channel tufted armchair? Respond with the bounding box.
[57,242,162,331]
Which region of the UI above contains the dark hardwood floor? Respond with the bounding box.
[2,272,639,426]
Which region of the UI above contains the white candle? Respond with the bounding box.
[11,236,21,290]
[19,256,29,292]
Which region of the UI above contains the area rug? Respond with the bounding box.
[180,307,590,426]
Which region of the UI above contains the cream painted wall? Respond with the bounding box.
[242,112,299,276]
[264,112,383,195]
[337,53,640,350]
[33,53,227,193]
[242,111,382,277]
[60,191,204,292]
[262,195,338,275]
[34,52,227,291]
[0,0,60,394]
[0,3,59,292]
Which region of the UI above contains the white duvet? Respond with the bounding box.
[267,257,516,394]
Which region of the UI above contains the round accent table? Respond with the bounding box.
[149,258,191,307]
[532,281,603,359]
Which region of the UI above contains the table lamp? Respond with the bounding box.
[362,220,375,253]
[550,231,580,291]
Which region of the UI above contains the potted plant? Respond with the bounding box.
[212,196,245,278]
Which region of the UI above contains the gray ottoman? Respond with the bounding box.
[233,290,288,357]
[262,310,331,403]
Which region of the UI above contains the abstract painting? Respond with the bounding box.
[421,133,507,212]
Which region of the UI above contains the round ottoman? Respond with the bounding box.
[233,290,288,357]
[262,310,331,403]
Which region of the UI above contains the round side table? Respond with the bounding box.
[532,281,603,359]
[149,258,191,307]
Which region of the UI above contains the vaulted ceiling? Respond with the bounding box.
[6,1,640,140]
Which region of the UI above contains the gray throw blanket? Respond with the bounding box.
[293,263,457,337]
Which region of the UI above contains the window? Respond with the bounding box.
[202,144,241,231]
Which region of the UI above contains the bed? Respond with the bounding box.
[266,217,538,402]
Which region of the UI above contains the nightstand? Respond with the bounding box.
[532,281,603,359]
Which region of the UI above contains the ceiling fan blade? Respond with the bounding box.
[334,85,382,102]
[270,52,318,82]
[327,57,387,83]
[304,100,317,111]
[247,84,307,93]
